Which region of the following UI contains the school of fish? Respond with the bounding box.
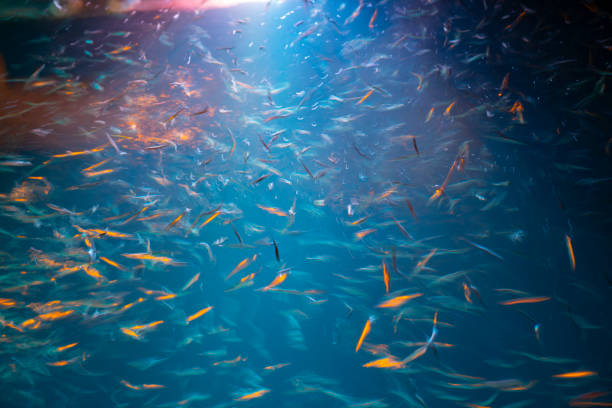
[0,0,611,407]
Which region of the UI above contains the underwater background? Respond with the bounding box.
[0,0,611,407]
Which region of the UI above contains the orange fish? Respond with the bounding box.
[200,210,221,228]
[260,272,288,291]
[82,158,111,172]
[120,380,141,390]
[377,293,423,308]
[235,389,270,401]
[443,101,456,116]
[375,187,396,201]
[121,253,180,265]
[356,89,374,105]
[56,342,78,352]
[363,356,404,369]
[425,107,434,123]
[498,296,551,306]
[38,310,74,321]
[354,228,376,240]
[142,384,165,389]
[264,363,290,371]
[553,371,597,379]
[463,282,472,303]
[565,234,576,271]
[225,254,257,281]
[52,147,105,158]
[350,216,369,226]
[165,210,187,230]
[84,169,115,178]
[186,306,213,323]
[411,72,423,91]
[99,256,126,271]
[382,260,390,293]
[509,100,525,124]
[368,9,378,29]
[257,204,288,217]
[355,316,373,352]
[47,360,73,367]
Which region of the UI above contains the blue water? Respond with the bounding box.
[0,1,611,407]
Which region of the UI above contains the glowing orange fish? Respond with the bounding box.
[84,169,115,178]
[355,316,373,352]
[257,204,288,217]
[356,89,374,105]
[142,384,165,389]
[186,306,213,323]
[260,272,288,291]
[553,371,597,379]
[235,389,270,401]
[498,296,551,306]
[200,210,221,228]
[121,253,180,265]
[264,363,290,371]
[425,107,434,123]
[363,356,404,369]
[368,9,378,29]
[377,293,423,308]
[354,228,376,240]
[382,260,390,293]
[443,101,456,116]
[225,254,257,281]
[57,342,78,352]
[99,256,126,271]
[565,234,576,271]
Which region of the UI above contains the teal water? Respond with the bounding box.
[0,1,611,407]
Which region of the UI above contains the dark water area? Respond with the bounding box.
[0,0,611,407]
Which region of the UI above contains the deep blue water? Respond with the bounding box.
[0,1,611,407]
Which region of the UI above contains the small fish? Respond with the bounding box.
[552,371,597,379]
[231,223,243,244]
[499,296,551,306]
[165,209,188,231]
[273,239,280,262]
[164,108,184,123]
[99,256,126,271]
[377,293,423,308]
[200,210,222,228]
[356,89,374,105]
[257,205,288,217]
[355,316,373,352]
[259,271,288,291]
[405,199,418,220]
[411,136,420,156]
[368,9,378,29]
[425,107,434,123]
[121,253,182,265]
[461,238,504,260]
[499,73,510,96]
[186,306,213,323]
[565,234,576,271]
[56,343,78,352]
[235,389,270,401]
[382,260,390,293]
[443,101,456,116]
[252,173,272,185]
[182,272,200,292]
[355,228,377,240]
[191,106,209,116]
[226,254,257,281]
